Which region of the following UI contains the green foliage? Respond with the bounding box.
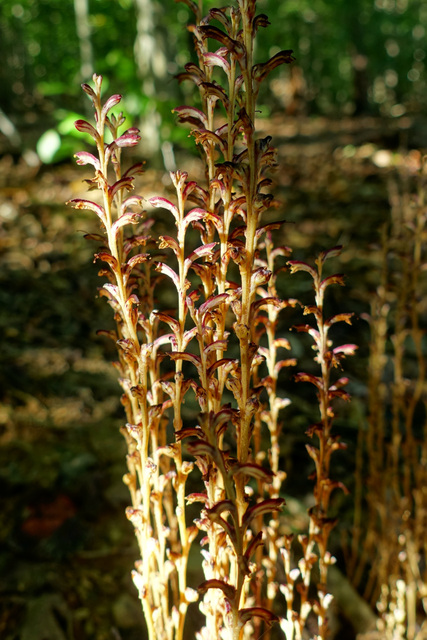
[1,0,426,123]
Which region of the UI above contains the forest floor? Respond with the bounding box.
[0,112,424,640]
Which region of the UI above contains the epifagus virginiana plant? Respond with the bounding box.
[68,2,356,639]
[284,250,356,639]
[347,157,427,639]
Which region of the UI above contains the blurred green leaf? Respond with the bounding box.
[36,129,61,163]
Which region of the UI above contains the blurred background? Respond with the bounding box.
[1,0,427,162]
[0,1,426,639]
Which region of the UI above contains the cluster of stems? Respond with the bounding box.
[68,76,196,640]
[348,155,427,639]
[68,2,355,639]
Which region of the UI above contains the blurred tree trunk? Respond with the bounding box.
[133,0,169,157]
[74,0,93,82]
[346,0,370,114]
[351,49,370,115]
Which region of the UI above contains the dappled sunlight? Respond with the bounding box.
[1,0,427,637]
